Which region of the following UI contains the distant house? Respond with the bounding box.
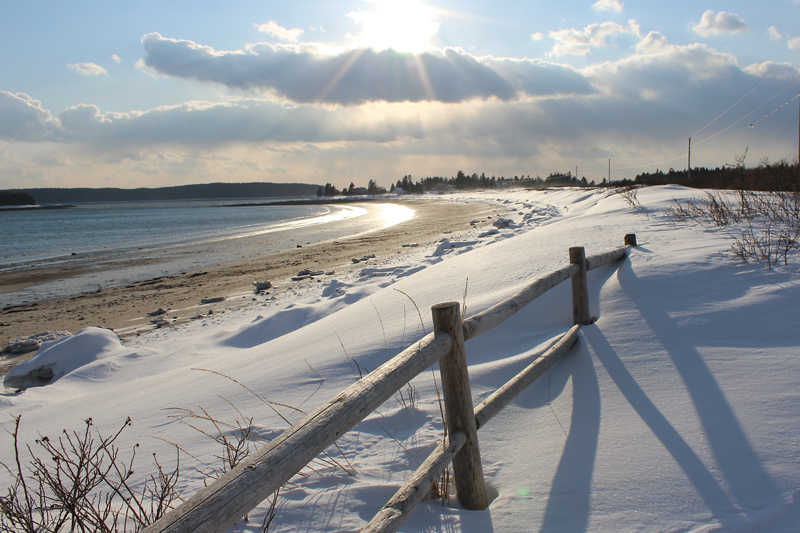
[544,173,575,187]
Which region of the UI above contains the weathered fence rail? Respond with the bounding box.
[143,234,637,533]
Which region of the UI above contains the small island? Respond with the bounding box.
[0,191,76,211]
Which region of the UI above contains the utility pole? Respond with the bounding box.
[688,136,692,181]
[608,159,610,184]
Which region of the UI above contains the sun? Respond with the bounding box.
[347,1,440,53]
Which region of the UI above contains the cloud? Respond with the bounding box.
[141,33,517,104]
[767,26,783,41]
[0,91,54,142]
[549,20,640,56]
[50,98,427,146]
[134,58,158,77]
[111,54,122,63]
[693,10,749,37]
[789,36,800,50]
[743,61,799,79]
[481,58,596,97]
[591,0,623,13]
[67,62,108,76]
[635,31,669,53]
[258,21,304,43]
[531,32,544,41]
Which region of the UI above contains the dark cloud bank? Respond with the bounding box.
[140,33,594,105]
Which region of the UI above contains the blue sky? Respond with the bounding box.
[1,0,799,189]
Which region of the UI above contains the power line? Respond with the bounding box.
[695,78,799,146]
[570,49,800,177]
[736,93,800,135]
[577,74,799,175]
[689,47,799,138]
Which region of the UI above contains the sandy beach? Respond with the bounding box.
[0,198,498,372]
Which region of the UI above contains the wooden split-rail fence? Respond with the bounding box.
[143,234,638,533]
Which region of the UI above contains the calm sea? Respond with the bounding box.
[0,199,361,272]
[0,198,385,306]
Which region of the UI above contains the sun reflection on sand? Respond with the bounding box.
[378,203,415,228]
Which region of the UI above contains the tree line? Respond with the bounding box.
[316,170,605,197]
[634,156,799,192]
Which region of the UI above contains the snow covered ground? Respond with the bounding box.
[2,186,799,532]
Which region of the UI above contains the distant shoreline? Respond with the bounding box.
[225,197,389,207]
[5,182,321,204]
[0,205,77,212]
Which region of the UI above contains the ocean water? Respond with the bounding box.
[1,199,355,272]
[1,198,412,306]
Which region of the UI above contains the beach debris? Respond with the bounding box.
[297,269,325,277]
[322,280,346,298]
[401,243,419,248]
[253,280,272,291]
[292,269,326,281]
[493,217,514,229]
[147,307,169,317]
[433,239,479,257]
[200,297,226,304]
[2,331,73,356]
[351,254,376,264]
[150,316,170,327]
[479,229,500,238]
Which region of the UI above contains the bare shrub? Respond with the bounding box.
[164,400,258,483]
[0,415,180,533]
[667,157,800,268]
[615,185,650,220]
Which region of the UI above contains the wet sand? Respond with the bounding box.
[0,199,499,373]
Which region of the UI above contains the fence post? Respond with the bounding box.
[431,302,488,511]
[569,246,591,325]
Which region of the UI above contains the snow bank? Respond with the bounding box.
[4,327,128,390]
